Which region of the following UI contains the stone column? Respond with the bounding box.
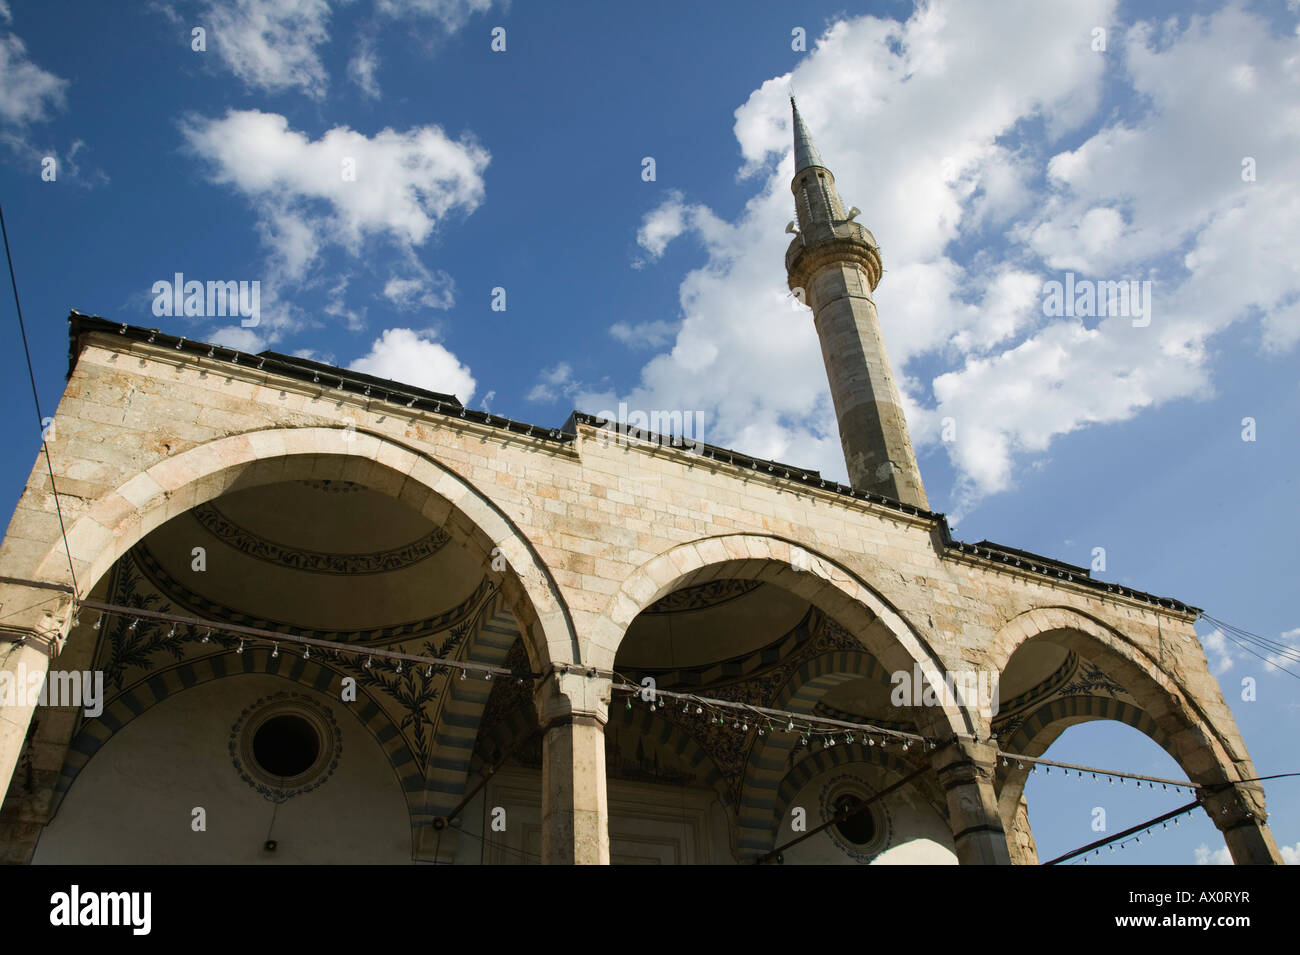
[931,738,1012,865]
[0,583,71,808]
[0,615,64,863]
[1200,783,1284,864]
[534,669,611,865]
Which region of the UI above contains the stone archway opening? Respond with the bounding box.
[4,435,568,864]
[595,536,971,865]
[992,613,1280,865]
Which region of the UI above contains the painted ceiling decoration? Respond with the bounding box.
[992,652,1134,742]
[129,543,492,647]
[642,578,763,614]
[190,501,452,575]
[295,479,365,494]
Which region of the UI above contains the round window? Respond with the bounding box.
[252,714,321,778]
[832,793,877,845]
[231,692,341,800]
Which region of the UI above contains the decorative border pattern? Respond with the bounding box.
[230,691,342,803]
[643,579,763,614]
[190,501,451,575]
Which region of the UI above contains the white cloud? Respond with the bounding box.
[610,320,678,349]
[1282,841,1300,865]
[634,190,729,265]
[0,32,66,126]
[0,2,11,25]
[1194,843,1232,865]
[1266,628,1300,672]
[349,35,381,99]
[180,109,489,306]
[526,362,574,403]
[205,0,333,99]
[593,2,1300,515]
[1201,628,1236,675]
[383,268,456,311]
[349,327,476,402]
[375,0,494,31]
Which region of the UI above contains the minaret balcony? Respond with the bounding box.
[786,219,883,292]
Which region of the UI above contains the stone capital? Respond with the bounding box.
[533,668,612,728]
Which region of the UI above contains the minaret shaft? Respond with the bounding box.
[785,100,928,509]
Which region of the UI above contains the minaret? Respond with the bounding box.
[785,98,929,509]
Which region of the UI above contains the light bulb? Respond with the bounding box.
[364,656,373,669]
[129,618,139,631]
[236,640,244,654]
[303,645,310,659]
[272,643,279,658]
[168,624,177,638]
[201,629,210,643]
[94,615,102,630]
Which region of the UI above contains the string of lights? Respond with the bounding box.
[1047,799,1203,865]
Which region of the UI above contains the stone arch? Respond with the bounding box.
[994,695,1174,824]
[592,534,968,732]
[595,534,973,861]
[50,646,422,847]
[988,606,1279,864]
[988,607,1244,788]
[31,427,575,672]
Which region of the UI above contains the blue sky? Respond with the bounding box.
[0,0,1297,864]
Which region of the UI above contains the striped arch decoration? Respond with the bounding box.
[49,647,425,847]
[1002,693,1170,757]
[734,646,894,859]
[420,591,526,825]
[776,743,920,817]
[606,702,729,801]
[994,694,1172,819]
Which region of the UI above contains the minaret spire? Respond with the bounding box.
[791,97,824,172]
[784,99,929,509]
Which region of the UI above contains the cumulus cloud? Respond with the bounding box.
[205,0,333,98]
[0,32,66,126]
[1282,842,1300,865]
[1194,843,1232,865]
[610,320,678,349]
[349,35,381,99]
[349,327,476,401]
[591,1,1300,517]
[375,0,494,32]
[179,109,489,334]
[526,362,575,403]
[1200,628,1236,675]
